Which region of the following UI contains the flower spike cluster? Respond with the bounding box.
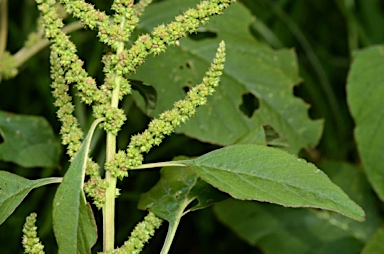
[22,213,45,254]
[104,212,163,254]
[106,41,226,179]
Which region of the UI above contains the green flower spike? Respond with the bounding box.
[104,212,163,254]
[22,213,45,254]
[105,41,226,179]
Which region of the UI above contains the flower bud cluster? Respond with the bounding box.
[22,213,45,254]
[37,0,103,157]
[105,212,163,254]
[59,0,138,50]
[114,0,235,77]
[105,41,226,179]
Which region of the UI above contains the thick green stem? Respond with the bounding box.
[103,15,126,252]
[103,133,117,251]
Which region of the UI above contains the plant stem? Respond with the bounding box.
[0,0,8,60]
[160,220,181,254]
[131,161,187,170]
[103,16,126,252]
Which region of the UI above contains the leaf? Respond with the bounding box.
[347,45,384,201]
[362,226,384,254]
[214,161,380,254]
[132,0,323,153]
[0,171,61,225]
[182,145,365,221]
[130,79,157,115]
[52,119,102,254]
[138,164,228,223]
[0,110,61,167]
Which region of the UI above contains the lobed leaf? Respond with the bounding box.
[0,171,61,225]
[347,45,384,201]
[52,119,102,254]
[183,145,365,221]
[0,110,61,168]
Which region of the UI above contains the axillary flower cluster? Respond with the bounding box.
[35,0,233,210]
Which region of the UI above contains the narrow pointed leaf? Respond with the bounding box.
[183,145,365,221]
[52,119,102,254]
[0,171,61,225]
[0,110,60,167]
[347,45,384,201]
[138,165,227,223]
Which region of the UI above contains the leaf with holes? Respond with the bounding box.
[182,145,365,221]
[130,79,157,115]
[132,0,322,153]
[0,171,61,225]
[0,110,60,168]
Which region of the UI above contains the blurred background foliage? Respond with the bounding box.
[1,0,384,253]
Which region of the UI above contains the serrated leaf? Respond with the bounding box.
[138,165,227,223]
[0,110,60,167]
[130,79,157,115]
[52,119,102,254]
[0,171,61,225]
[214,161,379,254]
[347,45,384,201]
[132,0,322,153]
[183,145,365,221]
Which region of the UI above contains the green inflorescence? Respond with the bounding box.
[104,212,163,254]
[21,213,45,254]
[35,0,233,251]
[105,41,227,179]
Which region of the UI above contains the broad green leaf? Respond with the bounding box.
[130,79,157,115]
[138,164,228,223]
[362,226,384,254]
[183,145,365,221]
[52,119,102,254]
[347,45,384,201]
[0,171,61,225]
[0,110,60,167]
[214,162,379,254]
[132,0,322,153]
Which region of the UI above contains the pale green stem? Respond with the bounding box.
[130,161,187,170]
[0,0,7,60]
[160,200,191,254]
[103,16,126,252]
[160,221,181,254]
[13,21,83,68]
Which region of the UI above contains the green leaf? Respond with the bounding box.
[0,110,61,167]
[183,145,365,221]
[0,171,61,225]
[52,119,102,254]
[362,226,384,254]
[133,0,322,153]
[347,45,384,201]
[138,164,228,223]
[130,79,157,115]
[214,161,379,254]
